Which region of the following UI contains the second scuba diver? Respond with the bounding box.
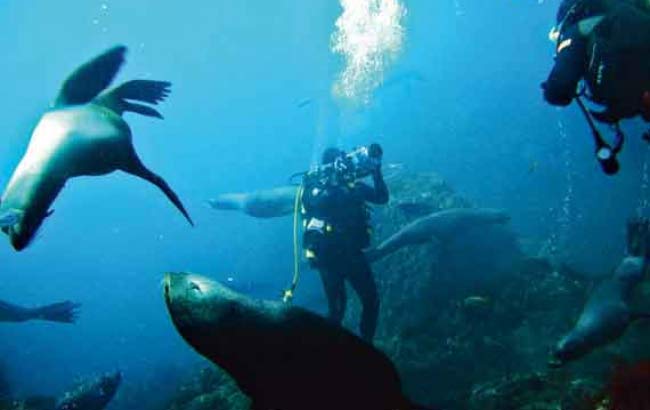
[543,0,650,174]
[300,144,389,343]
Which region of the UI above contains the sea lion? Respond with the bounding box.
[366,208,510,262]
[207,186,297,218]
[0,45,193,251]
[163,272,435,410]
[55,371,121,410]
[549,256,650,367]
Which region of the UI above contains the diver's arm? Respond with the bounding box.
[542,25,589,106]
[0,300,31,322]
[359,169,389,205]
[30,301,80,323]
[0,300,79,323]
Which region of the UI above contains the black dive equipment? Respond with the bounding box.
[575,96,623,175]
[313,143,383,181]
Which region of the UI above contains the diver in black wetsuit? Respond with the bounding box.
[0,299,80,323]
[542,0,650,173]
[301,145,389,343]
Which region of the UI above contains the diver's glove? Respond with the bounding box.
[368,143,383,174]
[33,301,81,323]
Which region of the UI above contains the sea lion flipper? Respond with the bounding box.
[95,80,171,118]
[122,155,194,226]
[54,45,127,107]
[0,209,22,228]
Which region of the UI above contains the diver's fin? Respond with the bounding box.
[94,80,170,118]
[0,209,22,228]
[121,152,194,226]
[54,45,127,107]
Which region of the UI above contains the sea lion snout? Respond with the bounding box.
[7,210,42,251]
[549,333,587,367]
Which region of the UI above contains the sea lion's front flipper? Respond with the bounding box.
[122,154,194,226]
[54,45,127,107]
[0,209,22,228]
[95,80,171,118]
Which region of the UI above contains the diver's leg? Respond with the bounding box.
[317,266,346,325]
[347,254,379,342]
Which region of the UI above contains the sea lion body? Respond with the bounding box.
[2,105,127,209]
[550,257,648,366]
[367,208,510,262]
[163,272,429,410]
[208,186,297,218]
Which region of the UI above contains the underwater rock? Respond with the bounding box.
[161,171,650,410]
[163,366,250,410]
[589,359,650,410]
[468,372,601,410]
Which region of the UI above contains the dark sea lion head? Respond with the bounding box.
[614,257,644,284]
[96,371,122,400]
[549,331,588,368]
[163,273,260,359]
[5,209,46,251]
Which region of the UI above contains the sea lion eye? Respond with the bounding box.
[189,282,202,294]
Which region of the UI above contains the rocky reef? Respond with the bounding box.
[160,171,650,410]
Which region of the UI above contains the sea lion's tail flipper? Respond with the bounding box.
[95,80,171,119]
[122,154,194,226]
[55,45,127,107]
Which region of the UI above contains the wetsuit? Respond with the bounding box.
[544,0,650,122]
[301,168,388,342]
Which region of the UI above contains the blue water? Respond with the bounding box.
[0,0,648,401]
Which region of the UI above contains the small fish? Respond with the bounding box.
[0,210,22,228]
[463,296,490,308]
[296,98,313,109]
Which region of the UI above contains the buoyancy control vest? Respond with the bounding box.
[300,171,371,263]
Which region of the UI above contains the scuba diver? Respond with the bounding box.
[300,144,388,343]
[543,0,650,174]
[0,299,80,323]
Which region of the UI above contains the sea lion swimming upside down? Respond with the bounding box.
[0,45,193,250]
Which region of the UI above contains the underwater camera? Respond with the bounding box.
[343,143,383,179]
[289,143,383,185]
